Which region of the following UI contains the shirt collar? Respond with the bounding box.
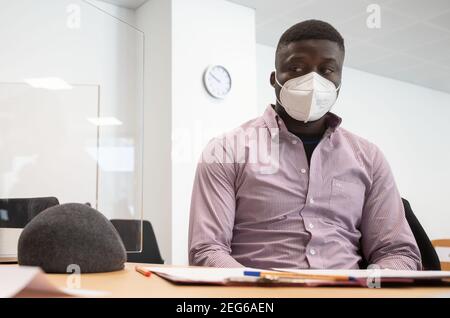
[262,104,342,140]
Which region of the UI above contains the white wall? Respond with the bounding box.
[1,0,258,264]
[136,0,173,263]
[171,0,257,264]
[0,0,143,227]
[137,0,257,265]
[88,0,136,23]
[256,43,450,240]
[0,0,257,264]
[256,44,277,110]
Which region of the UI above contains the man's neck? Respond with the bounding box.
[273,103,328,136]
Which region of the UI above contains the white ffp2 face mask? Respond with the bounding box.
[275,71,340,123]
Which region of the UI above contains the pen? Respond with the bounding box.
[243,271,350,282]
[135,266,152,277]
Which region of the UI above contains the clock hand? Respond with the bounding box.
[210,73,222,83]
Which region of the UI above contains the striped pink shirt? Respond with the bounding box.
[188,105,421,270]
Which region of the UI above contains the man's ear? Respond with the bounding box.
[270,71,276,88]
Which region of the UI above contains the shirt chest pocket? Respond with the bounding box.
[328,178,366,229]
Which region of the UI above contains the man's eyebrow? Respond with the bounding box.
[284,55,339,63]
[285,54,309,63]
[321,57,338,64]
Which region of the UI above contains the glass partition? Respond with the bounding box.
[0,0,144,252]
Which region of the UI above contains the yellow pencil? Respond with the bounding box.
[244,270,350,282]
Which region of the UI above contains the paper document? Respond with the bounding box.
[144,267,258,284]
[141,266,450,287]
[0,266,109,298]
[139,267,359,286]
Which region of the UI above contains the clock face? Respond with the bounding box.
[203,65,232,99]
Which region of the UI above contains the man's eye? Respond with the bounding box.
[322,68,334,75]
[291,67,304,73]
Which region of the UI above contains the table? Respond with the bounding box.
[10,263,450,298]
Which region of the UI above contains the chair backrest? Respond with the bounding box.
[0,197,59,262]
[431,239,450,271]
[110,219,164,264]
[402,198,441,270]
[0,197,59,228]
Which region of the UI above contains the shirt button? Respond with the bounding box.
[300,168,306,174]
[308,223,314,229]
[309,197,315,204]
[310,248,316,256]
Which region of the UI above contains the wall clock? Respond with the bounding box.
[203,65,232,99]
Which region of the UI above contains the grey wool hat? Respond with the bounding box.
[18,203,127,273]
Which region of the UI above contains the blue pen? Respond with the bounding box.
[243,270,262,277]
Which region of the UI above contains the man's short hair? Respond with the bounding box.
[276,19,345,57]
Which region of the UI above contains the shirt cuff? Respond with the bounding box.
[374,255,422,270]
[190,248,244,268]
[204,252,244,268]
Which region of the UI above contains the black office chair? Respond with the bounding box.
[110,219,164,264]
[402,198,441,270]
[0,197,59,228]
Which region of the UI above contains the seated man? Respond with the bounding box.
[188,20,421,270]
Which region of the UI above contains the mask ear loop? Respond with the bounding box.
[274,71,285,108]
[274,71,284,88]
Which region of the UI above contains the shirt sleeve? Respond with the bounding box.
[188,138,244,267]
[360,145,422,270]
